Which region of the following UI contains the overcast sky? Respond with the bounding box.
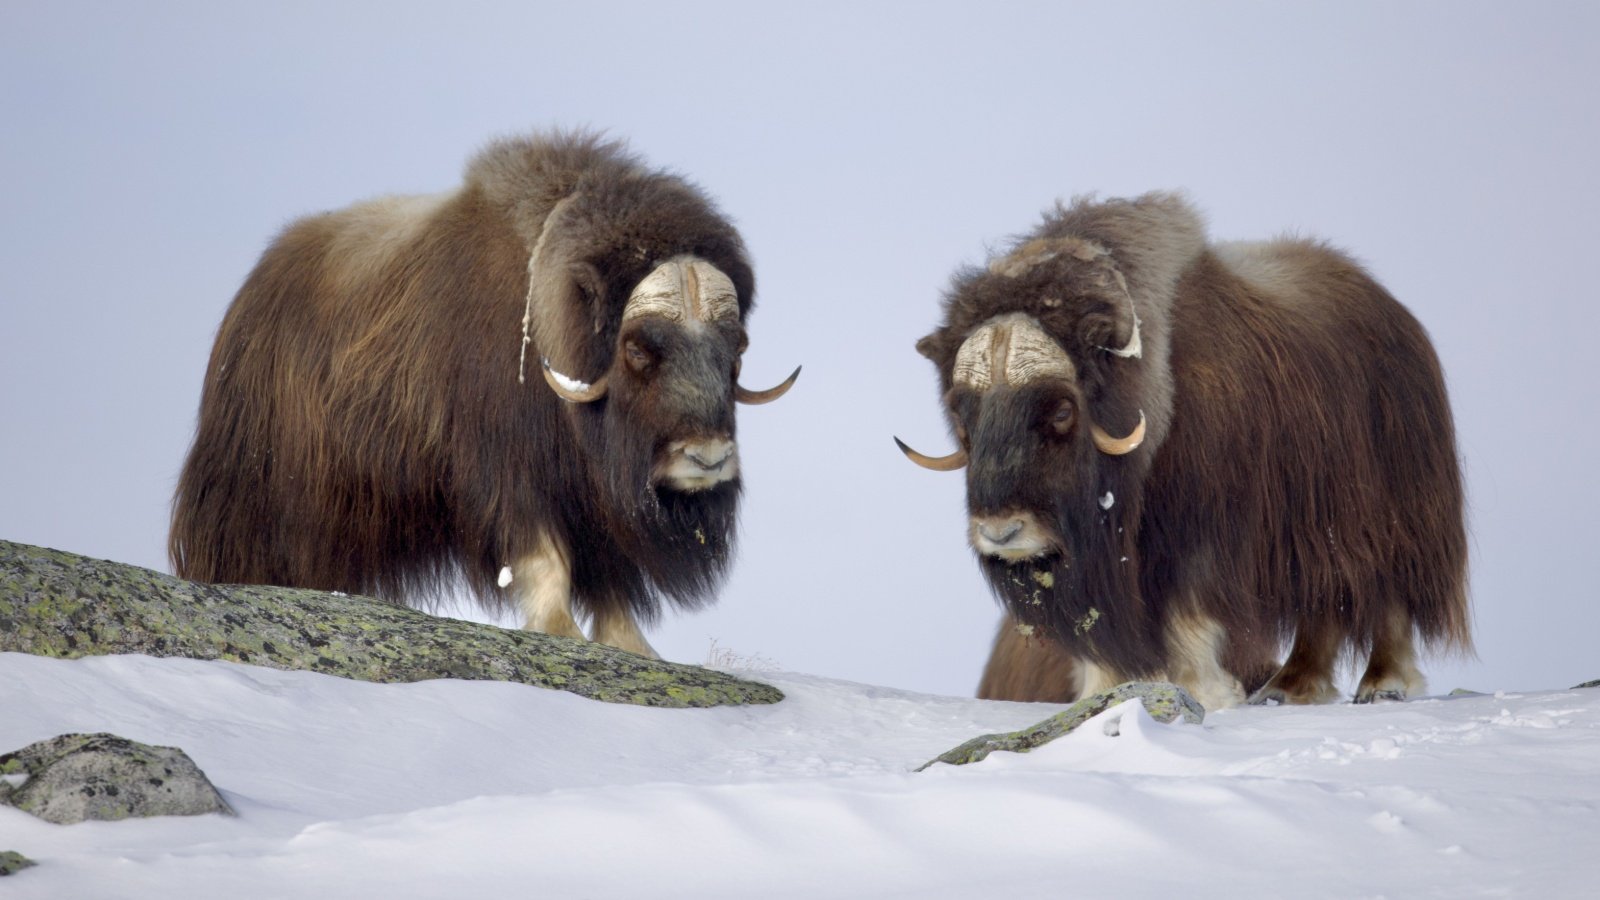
[4,1,1597,698]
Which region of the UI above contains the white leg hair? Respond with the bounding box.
[1073,658,1124,699]
[511,531,586,641]
[589,607,660,660]
[1163,612,1246,711]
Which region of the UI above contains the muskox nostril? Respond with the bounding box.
[683,440,734,472]
[686,452,726,471]
[979,520,1024,545]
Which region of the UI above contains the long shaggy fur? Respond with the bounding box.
[918,193,1471,694]
[171,131,754,624]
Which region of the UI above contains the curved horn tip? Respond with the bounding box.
[894,436,969,472]
[1091,409,1147,456]
[541,359,609,403]
[735,365,802,405]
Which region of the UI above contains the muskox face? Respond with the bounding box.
[897,286,1154,663]
[927,313,1145,560]
[543,255,798,495]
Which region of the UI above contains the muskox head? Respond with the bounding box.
[541,254,799,492]
[518,184,799,603]
[896,230,1174,669]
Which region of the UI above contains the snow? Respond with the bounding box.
[543,359,591,393]
[3,651,1597,898]
[1100,491,1115,510]
[496,566,513,588]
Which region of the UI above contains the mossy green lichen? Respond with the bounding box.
[0,540,782,709]
[0,851,36,876]
[1073,606,1101,635]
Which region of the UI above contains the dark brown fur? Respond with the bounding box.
[171,132,758,624]
[918,194,1471,703]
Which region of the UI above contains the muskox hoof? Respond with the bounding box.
[1246,687,1287,706]
[1353,688,1407,705]
[1246,674,1341,706]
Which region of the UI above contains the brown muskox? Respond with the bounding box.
[170,131,798,657]
[898,193,1469,709]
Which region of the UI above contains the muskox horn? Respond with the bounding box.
[1106,315,1142,359]
[1091,409,1146,455]
[735,365,802,405]
[894,437,969,472]
[1102,273,1143,360]
[541,358,610,403]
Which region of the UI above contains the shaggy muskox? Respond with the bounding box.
[898,193,1469,709]
[170,132,797,657]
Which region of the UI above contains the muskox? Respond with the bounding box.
[170,131,797,657]
[898,193,1469,709]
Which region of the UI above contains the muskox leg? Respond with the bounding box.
[976,617,1079,703]
[510,531,587,642]
[589,606,660,660]
[1249,622,1343,705]
[1353,608,1426,703]
[1074,658,1125,698]
[1163,612,1247,711]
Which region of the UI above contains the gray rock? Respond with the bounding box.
[0,733,233,825]
[0,851,37,876]
[1573,679,1600,690]
[919,681,1204,771]
[0,540,781,709]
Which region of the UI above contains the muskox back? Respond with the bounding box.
[171,133,786,653]
[170,191,499,599]
[1162,240,1469,659]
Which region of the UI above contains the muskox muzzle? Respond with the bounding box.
[969,512,1058,560]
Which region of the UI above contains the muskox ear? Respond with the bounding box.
[915,333,940,361]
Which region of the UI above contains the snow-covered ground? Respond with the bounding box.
[3,651,1596,898]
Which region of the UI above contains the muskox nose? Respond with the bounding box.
[977,519,1023,545]
[684,442,733,472]
[659,437,739,491]
[970,513,1052,560]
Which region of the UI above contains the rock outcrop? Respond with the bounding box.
[919,682,1204,770]
[0,540,782,708]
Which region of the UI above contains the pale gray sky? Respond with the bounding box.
[4,1,1596,697]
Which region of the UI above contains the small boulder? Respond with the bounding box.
[0,851,37,876]
[0,733,234,825]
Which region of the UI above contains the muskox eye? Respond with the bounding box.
[624,339,654,373]
[1050,401,1075,435]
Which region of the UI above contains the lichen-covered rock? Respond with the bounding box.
[1574,679,1599,690]
[0,733,232,825]
[0,540,782,708]
[918,681,1204,771]
[0,851,37,876]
